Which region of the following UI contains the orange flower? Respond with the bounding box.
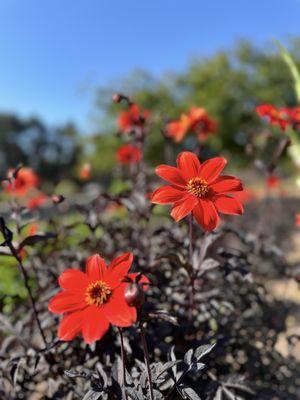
[117,104,149,134]
[151,151,243,231]
[116,144,142,165]
[79,162,91,180]
[165,107,216,143]
[3,168,39,196]
[188,107,217,141]
[165,114,191,143]
[48,253,149,344]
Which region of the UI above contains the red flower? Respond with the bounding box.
[117,104,149,133]
[165,107,216,143]
[117,144,142,165]
[165,114,191,143]
[188,107,217,141]
[79,162,91,180]
[49,253,149,344]
[27,194,47,210]
[266,174,280,189]
[3,168,39,196]
[295,213,300,227]
[255,104,290,131]
[151,152,243,231]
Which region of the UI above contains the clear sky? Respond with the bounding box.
[0,0,299,132]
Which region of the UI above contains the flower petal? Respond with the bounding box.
[199,157,227,183]
[102,284,137,327]
[155,165,186,187]
[81,306,110,344]
[210,175,243,193]
[106,252,134,287]
[176,152,201,180]
[151,186,186,204]
[57,310,85,341]
[213,195,244,215]
[58,269,89,292]
[170,195,198,222]
[193,199,219,231]
[48,291,87,314]
[86,254,107,281]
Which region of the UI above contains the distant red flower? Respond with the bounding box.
[289,107,300,130]
[49,253,149,344]
[79,163,91,180]
[27,194,47,210]
[151,151,243,231]
[266,174,280,189]
[165,114,191,143]
[3,168,39,196]
[27,223,38,236]
[295,213,300,227]
[117,144,142,165]
[188,107,217,141]
[255,104,290,131]
[117,104,149,133]
[165,107,216,143]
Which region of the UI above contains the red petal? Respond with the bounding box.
[213,195,244,215]
[155,165,186,187]
[81,306,110,344]
[58,269,89,292]
[48,291,87,314]
[210,175,243,193]
[86,254,107,281]
[176,152,201,180]
[151,186,186,204]
[57,310,85,341]
[106,252,134,287]
[102,284,137,327]
[199,157,227,183]
[193,200,219,231]
[170,195,198,222]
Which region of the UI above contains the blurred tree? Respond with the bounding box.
[91,39,300,174]
[0,114,81,182]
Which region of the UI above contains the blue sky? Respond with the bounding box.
[0,0,299,133]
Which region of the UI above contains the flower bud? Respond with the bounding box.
[124,282,145,308]
[112,93,122,103]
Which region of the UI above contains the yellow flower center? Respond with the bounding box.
[85,280,111,307]
[186,177,209,198]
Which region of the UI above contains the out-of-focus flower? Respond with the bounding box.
[27,223,38,236]
[48,253,148,344]
[295,213,300,227]
[188,107,217,141]
[116,144,142,165]
[255,104,292,131]
[151,151,243,231]
[117,104,149,134]
[165,107,216,143]
[27,194,47,210]
[3,168,39,196]
[266,174,280,189]
[79,163,92,180]
[165,114,191,143]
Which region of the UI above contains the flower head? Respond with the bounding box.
[165,107,216,143]
[255,104,290,131]
[295,213,300,227]
[266,174,280,189]
[27,194,47,210]
[117,144,142,165]
[3,167,39,196]
[79,162,91,180]
[48,253,149,344]
[117,104,149,134]
[151,151,243,231]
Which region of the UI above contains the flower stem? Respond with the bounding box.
[139,322,155,400]
[118,328,128,400]
[188,214,195,321]
[8,242,47,346]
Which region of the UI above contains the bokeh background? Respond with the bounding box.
[0,0,300,180]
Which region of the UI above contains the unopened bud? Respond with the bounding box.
[52,194,65,204]
[112,93,122,103]
[124,282,145,308]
